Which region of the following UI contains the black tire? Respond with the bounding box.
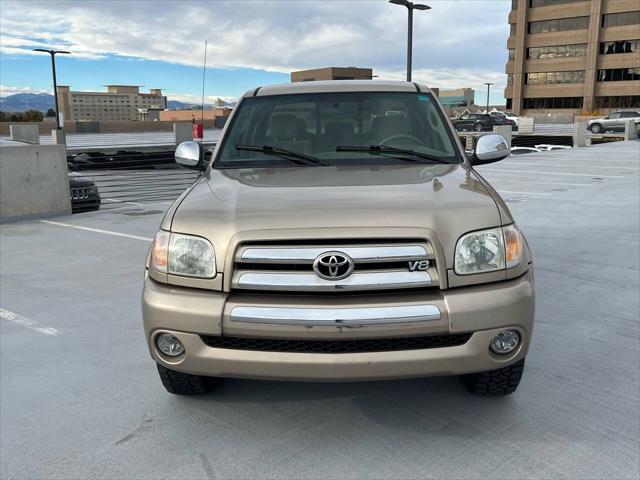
[460,358,525,396]
[590,123,602,134]
[156,364,217,395]
[474,123,483,132]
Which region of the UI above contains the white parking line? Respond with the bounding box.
[490,180,591,186]
[40,220,153,242]
[497,190,553,196]
[0,308,59,336]
[507,162,640,171]
[104,198,144,206]
[480,168,624,178]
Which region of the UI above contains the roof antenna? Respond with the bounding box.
[200,39,208,140]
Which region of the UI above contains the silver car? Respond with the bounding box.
[587,110,640,133]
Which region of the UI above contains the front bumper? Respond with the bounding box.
[142,268,534,381]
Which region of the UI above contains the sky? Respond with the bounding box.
[0,0,511,105]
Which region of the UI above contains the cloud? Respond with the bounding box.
[166,92,238,105]
[1,0,510,90]
[0,84,51,96]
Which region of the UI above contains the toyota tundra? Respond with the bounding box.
[142,80,534,396]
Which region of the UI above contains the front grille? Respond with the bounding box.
[232,241,438,292]
[71,186,90,199]
[200,333,472,354]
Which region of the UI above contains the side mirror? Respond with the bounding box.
[175,141,208,171]
[471,134,510,166]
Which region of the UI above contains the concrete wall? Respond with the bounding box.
[0,120,221,135]
[9,125,40,144]
[0,144,71,222]
[526,112,575,124]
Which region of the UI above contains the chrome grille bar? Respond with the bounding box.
[237,244,432,264]
[232,270,432,291]
[230,304,441,325]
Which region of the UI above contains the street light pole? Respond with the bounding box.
[33,49,70,130]
[389,0,431,82]
[484,82,494,113]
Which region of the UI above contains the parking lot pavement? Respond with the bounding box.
[1,140,638,479]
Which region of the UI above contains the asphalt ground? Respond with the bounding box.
[1,140,639,479]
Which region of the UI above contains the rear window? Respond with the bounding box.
[215,91,460,168]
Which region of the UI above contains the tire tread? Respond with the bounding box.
[156,364,216,395]
[461,358,525,396]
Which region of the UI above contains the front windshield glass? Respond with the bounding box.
[215,91,461,168]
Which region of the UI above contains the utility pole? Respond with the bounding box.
[484,82,494,113]
[389,0,431,82]
[33,49,70,130]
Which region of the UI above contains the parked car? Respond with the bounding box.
[491,111,520,129]
[452,113,513,132]
[69,150,175,170]
[143,80,534,397]
[586,110,640,133]
[68,165,101,213]
[511,147,542,155]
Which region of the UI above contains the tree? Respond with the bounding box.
[23,109,44,122]
[45,108,56,117]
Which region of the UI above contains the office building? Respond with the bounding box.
[57,85,167,122]
[159,108,233,128]
[291,67,374,82]
[436,88,475,107]
[506,0,640,115]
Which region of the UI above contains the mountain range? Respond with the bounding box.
[0,93,235,113]
[0,93,55,112]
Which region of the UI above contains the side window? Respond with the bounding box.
[609,112,621,119]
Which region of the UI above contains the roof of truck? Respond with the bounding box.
[243,80,432,97]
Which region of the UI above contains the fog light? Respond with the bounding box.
[156,333,184,357]
[490,330,520,354]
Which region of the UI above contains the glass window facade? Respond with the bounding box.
[525,71,585,85]
[527,43,587,59]
[595,96,640,109]
[598,68,640,82]
[510,24,517,36]
[522,97,583,109]
[507,74,514,85]
[528,16,589,34]
[601,11,640,28]
[508,48,515,60]
[506,98,513,109]
[600,40,640,55]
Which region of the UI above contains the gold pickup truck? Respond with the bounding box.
[142,80,534,396]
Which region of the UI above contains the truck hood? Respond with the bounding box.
[169,164,505,270]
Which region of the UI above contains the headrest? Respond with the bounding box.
[270,114,299,140]
[324,122,354,140]
[373,115,409,138]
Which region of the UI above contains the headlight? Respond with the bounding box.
[87,185,98,195]
[150,230,216,278]
[454,224,523,275]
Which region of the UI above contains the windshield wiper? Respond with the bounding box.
[235,145,327,166]
[336,144,450,164]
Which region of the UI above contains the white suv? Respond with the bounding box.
[587,110,640,133]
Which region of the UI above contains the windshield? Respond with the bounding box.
[215,91,461,168]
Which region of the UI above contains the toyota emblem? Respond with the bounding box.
[313,251,354,280]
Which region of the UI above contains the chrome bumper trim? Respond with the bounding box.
[232,270,432,291]
[237,245,430,263]
[230,304,441,325]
